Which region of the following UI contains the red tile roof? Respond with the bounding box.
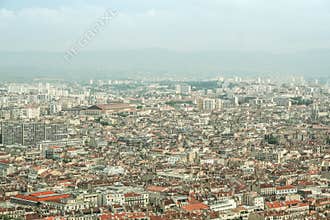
[276,185,296,190]
[124,192,141,198]
[182,203,209,212]
[30,191,56,197]
[13,191,70,202]
[147,185,168,192]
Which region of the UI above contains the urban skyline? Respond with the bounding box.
[0,1,329,220]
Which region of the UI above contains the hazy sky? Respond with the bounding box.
[1,0,330,53]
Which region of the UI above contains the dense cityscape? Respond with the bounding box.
[0,77,329,219]
[1,0,330,219]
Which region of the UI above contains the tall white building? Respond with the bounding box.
[203,98,216,111]
[176,84,191,95]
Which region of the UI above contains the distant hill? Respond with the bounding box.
[0,49,329,80]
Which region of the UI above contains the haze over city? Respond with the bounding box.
[1,0,330,79]
[0,1,329,220]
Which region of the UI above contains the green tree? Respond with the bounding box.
[265,134,279,145]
